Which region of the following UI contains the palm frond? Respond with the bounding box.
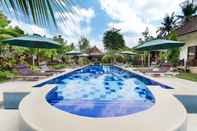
[180,2,197,22]
[0,0,78,29]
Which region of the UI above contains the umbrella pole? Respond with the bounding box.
[32,55,35,67]
[37,48,40,66]
[32,48,39,68]
[148,52,151,67]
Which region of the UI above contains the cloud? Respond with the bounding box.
[10,20,50,36]
[54,6,95,44]
[3,0,186,49]
[8,6,95,46]
[99,0,185,47]
[100,0,148,34]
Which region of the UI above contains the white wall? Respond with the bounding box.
[177,32,197,66]
[179,46,188,66]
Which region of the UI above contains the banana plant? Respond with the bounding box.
[0,0,77,28]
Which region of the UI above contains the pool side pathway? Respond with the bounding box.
[126,68,197,96]
[0,81,36,108]
[0,67,197,131]
[153,77,197,95]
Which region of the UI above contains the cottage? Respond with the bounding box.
[176,15,197,73]
[87,46,104,62]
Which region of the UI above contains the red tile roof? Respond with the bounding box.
[176,15,197,36]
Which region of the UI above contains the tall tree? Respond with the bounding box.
[70,43,75,50]
[138,27,154,45]
[158,12,177,38]
[0,12,24,40]
[166,32,180,66]
[103,28,126,51]
[79,37,90,51]
[53,35,73,55]
[0,12,10,28]
[53,35,65,44]
[0,12,24,69]
[178,2,197,22]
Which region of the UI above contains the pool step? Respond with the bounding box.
[188,114,197,131]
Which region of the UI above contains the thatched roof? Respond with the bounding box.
[87,46,103,56]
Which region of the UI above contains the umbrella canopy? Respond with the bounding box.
[1,35,61,49]
[135,39,185,51]
[119,51,136,55]
[65,50,82,56]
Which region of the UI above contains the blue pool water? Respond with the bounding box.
[36,65,171,118]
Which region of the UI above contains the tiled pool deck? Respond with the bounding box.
[0,67,197,131]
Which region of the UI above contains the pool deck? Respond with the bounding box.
[0,67,197,131]
[153,77,197,95]
[0,109,191,131]
[0,68,73,104]
[126,68,197,96]
[0,67,197,98]
[19,86,187,131]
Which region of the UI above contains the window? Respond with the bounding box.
[188,46,197,60]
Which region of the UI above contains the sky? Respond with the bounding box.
[0,0,186,49]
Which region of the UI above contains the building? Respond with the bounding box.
[87,46,104,62]
[176,15,197,73]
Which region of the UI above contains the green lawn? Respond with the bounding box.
[0,78,9,83]
[176,72,197,82]
[0,71,15,83]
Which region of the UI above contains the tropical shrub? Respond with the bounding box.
[101,54,115,64]
[159,52,167,63]
[115,55,125,63]
[78,57,90,66]
[50,64,66,69]
[167,48,180,66]
[0,71,15,82]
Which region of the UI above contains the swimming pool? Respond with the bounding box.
[20,65,187,131]
[36,65,172,118]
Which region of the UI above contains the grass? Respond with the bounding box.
[0,70,15,83]
[50,64,67,69]
[176,72,197,82]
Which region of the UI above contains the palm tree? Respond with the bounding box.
[79,37,90,51]
[158,12,177,38]
[0,0,77,28]
[178,2,197,22]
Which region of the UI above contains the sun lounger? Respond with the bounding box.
[39,62,65,73]
[145,63,179,77]
[15,64,52,81]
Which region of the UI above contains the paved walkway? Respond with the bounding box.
[0,110,19,131]
[188,114,197,131]
[0,81,35,104]
[0,110,195,131]
[127,68,197,95]
[0,68,73,104]
[153,77,197,95]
